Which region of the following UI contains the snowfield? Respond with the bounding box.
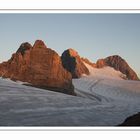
[0,64,140,126]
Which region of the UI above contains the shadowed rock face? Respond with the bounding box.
[0,40,75,95]
[119,112,140,126]
[16,42,32,55]
[61,49,89,78]
[96,55,139,80]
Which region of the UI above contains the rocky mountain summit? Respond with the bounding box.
[0,40,75,95]
[61,49,89,78]
[96,55,139,80]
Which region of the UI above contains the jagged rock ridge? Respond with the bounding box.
[0,40,75,95]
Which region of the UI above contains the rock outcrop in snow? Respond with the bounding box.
[0,40,75,95]
[96,55,139,80]
[61,49,89,78]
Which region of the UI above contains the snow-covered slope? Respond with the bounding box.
[0,77,100,126]
[0,63,140,126]
[84,62,127,80]
[73,63,140,125]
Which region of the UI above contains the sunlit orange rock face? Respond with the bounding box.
[81,57,97,68]
[96,59,106,68]
[96,55,139,80]
[61,49,89,78]
[0,40,75,95]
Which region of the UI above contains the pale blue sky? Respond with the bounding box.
[0,14,140,77]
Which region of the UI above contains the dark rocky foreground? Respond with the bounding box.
[119,112,140,126]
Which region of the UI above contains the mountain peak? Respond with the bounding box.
[33,40,47,49]
[16,42,32,55]
[61,49,89,78]
[67,48,79,57]
[96,55,139,80]
[105,55,124,61]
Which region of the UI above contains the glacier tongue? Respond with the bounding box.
[73,63,140,125]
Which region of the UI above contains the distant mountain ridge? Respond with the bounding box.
[96,55,139,80]
[0,39,139,95]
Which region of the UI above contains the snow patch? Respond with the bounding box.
[84,62,126,80]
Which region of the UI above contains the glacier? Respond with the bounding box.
[0,64,140,126]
